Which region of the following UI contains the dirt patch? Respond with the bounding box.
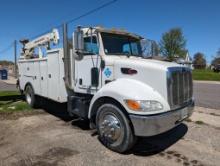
[159,150,205,166]
[210,112,220,117]
[187,118,220,130]
[40,147,80,159]
[0,110,46,120]
[0,136,9,148]
[0,141,9,148]
[12,147,80,166]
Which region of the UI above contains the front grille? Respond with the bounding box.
[167,67,193,109]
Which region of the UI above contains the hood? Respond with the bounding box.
[103,55,182,101]
[103,56,181,71]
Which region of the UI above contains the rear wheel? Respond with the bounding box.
[25,85,38,108]
[96,103,136,153]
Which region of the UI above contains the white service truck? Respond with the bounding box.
[18,25,194,153]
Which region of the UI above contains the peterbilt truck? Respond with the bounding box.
[18,24,194,153]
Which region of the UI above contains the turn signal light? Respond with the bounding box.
[125,100,141,111]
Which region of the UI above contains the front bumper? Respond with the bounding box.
[129,100,194,137]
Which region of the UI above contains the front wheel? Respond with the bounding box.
[96,103,136,153]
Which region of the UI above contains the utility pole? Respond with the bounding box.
[63,23,71,88]
[14,40,17,78]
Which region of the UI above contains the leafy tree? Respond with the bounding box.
[217,48,220,57]
[193,52,206,69]
[151,41,160,56]
[0,60,14,66]
[212,57,220,66]
[160,28,187,61]
[141,39,159,57]
[211,48,220,66]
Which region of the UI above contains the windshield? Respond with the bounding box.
[101,32,142,56]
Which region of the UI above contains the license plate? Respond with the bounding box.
[180,107,188,120]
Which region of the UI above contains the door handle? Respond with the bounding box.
[48,74,51,78]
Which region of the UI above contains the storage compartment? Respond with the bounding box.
[67,96,90,119]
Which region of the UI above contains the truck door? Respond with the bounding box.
[75,36,101,94]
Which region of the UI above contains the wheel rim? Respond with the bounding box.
[25,87,32,105]
[99,113,122,143]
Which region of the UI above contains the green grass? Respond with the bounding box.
[192,69,220,81]
[195,120,205,125]
[0,91,32,113]
[185,118,192,122]
[0,91,19,97]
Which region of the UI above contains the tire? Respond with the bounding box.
[25,85,38,108]
[17,81,24,95]
[96,103,136,153]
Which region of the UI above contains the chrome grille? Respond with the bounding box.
[167,67,193,110]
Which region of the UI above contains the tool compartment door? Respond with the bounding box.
[39,59,48,97]
[47,50,60,101]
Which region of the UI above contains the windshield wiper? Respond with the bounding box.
[113,53,128,55]
[107,53,142,58]
[143,55,170,61]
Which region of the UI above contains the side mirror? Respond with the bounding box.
[74,26,84,60]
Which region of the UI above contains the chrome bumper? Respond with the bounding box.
[129,100,194,137]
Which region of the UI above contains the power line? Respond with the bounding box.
[29,0,118,40]
[67,0,118,24]
[30,24,62,40]
[0,42,14,54]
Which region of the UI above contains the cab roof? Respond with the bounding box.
[81,26,143,40]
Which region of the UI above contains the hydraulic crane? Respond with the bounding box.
[20,29,59,59]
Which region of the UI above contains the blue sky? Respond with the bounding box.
[0,0,219,63]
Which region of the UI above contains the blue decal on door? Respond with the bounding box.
[104,68,112,78]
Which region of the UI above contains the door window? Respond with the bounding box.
[84,36,99,54]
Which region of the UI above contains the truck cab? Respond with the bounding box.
[18,26,194,153]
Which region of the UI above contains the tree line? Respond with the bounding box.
[191,49,220,69]
[150,27,219,69]
[0,60,14,66]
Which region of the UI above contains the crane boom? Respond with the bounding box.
[20,29,60,58]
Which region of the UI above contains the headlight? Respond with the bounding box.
[125,100,163,112]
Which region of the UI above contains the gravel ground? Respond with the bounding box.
[0,107,219,166]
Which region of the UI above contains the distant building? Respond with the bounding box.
[0,64,15,75]
[175,52,193,69]
[184,52,193,69]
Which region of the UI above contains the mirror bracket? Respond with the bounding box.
[74,26,84,59]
